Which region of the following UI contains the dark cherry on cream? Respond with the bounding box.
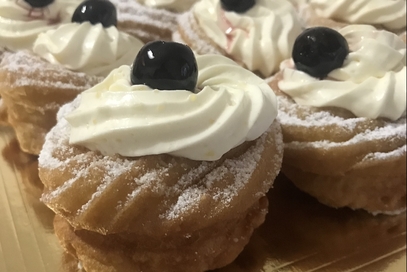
[292,27,349,79]
[72,0,117,27]
[131,41,198,92]
[221,0,255,13]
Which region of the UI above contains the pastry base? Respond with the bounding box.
[0,51,101,155]
[54,196,269,272]
[38,96,284,271]
[112,0,178,43]
[269,72,406,214]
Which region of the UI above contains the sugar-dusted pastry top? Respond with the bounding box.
[192,0,302,77]
[0,50,101,90]
[0,0,81,51]
[308,0,406,31]
[33,22,144,76]
[268,74,406,178]
[136,0,197,12]
[279,25,406,120]
[66,54,278,161]
[39,95,283,234]
[110,0,178,42]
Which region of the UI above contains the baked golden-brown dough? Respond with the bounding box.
[0,48,9,126]
[38,98,284,271]
[269,72,406,215]
[0,50,101,155]
[54,196,267,272]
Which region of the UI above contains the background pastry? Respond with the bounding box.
[269,25,406,214]
[111,0,197,43]
[38,43,284,271]
[0,0,144,155]
[299,0,406,35]
[0,0,82,127]
[0,0,81,51]
[173,0,303,78]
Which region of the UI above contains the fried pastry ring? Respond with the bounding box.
[0,51,101,155]
[269,72,406,214]
[54,195,267,272]
[39,99,284,271]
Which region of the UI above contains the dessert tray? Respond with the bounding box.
[0,125,405,272]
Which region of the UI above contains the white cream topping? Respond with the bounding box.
[0,0,81,51]
[308,0,407,31]
[66,54,278,161]
[193,0,302,77]
[278,25,406,121]
[33,22,144,77]
[136,0,196,12]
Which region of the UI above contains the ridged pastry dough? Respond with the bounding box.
[38,96,284,271]
[0,51,101,155]
[112,0,178,43]
[269,73,406,214]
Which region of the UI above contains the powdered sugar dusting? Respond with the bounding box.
[369,207,407,216]
[111,0,177,41]
[278,95,363,129]
[361,145,406,162]
[1,51,101,91]
[40,96,138,206]
[39,97,82,170]
[278,92,406,156]
[285,116,406,150]
[77,159,137,214]
[162,122,282,220]
[39,97,283,226]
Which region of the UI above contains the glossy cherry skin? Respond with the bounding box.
[221,0,255,13]
[292,27,349,79]
[131,41,198,92]
[23,0,54,8]
[71,0,117,28]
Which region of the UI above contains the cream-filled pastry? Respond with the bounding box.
[0,0,144,155]
[39,42,284,272]
[110,0,197,43]
[269,25,406,215]
[173,0,303,78]
[0,0,81,51]
[299,0,406,35]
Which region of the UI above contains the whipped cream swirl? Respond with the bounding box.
[193,0,302,77]
[136,0,196,12]
[278,25,406,121]
[308,0,406,31]
[33,22,144,77]
[66,54,278,161]
[0,0,80,51]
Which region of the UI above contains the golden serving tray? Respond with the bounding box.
[0,126,405,272]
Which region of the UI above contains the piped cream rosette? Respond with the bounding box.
[306,0,406,32]
[190,0,302,77]
[33,21,144,77]
[0,0,82,51]
[136,0,197,12]
[66,54,278,161]
[279,25,406,121]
